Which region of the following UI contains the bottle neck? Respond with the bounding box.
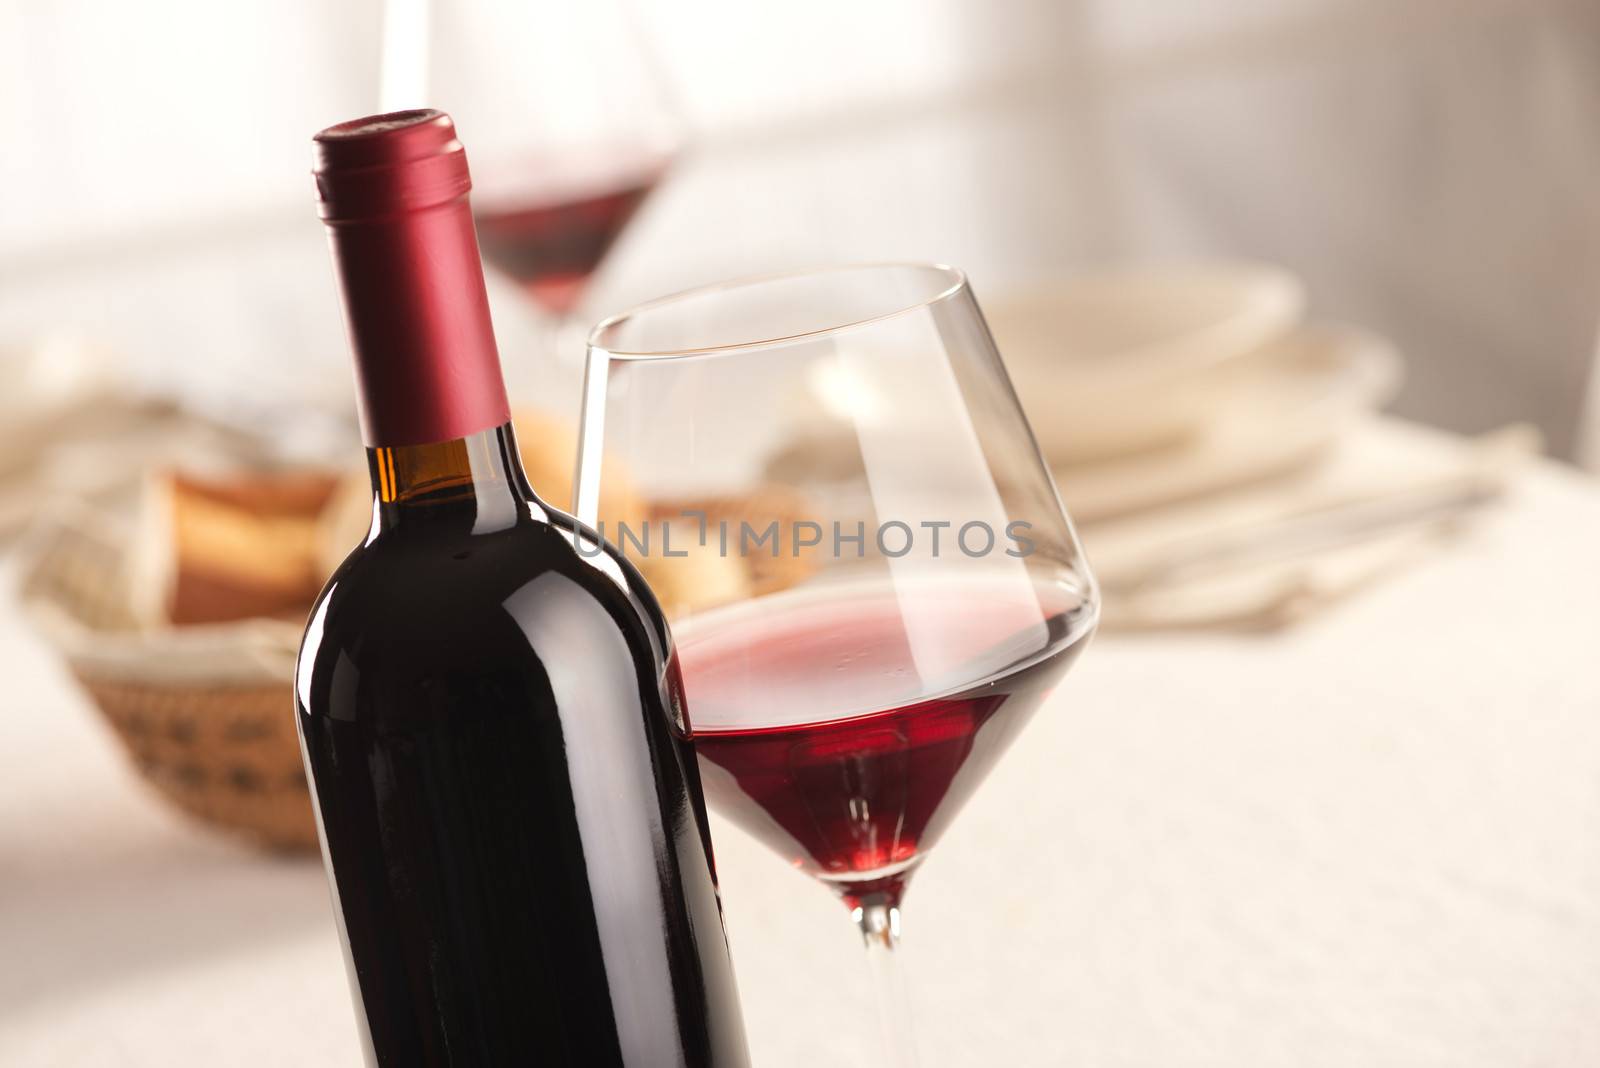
[367,422,540,534]
[315,111,527,532]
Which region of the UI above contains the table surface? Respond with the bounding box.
[3,420,1598,1067]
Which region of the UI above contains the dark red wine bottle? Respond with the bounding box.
[296,110,750,1068]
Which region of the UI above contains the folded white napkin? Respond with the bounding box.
[1080,419,1539,630]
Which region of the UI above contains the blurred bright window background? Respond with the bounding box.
[1,0,1598,458]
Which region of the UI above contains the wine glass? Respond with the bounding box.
[574,264,1099,1065]
[382,0,681,359]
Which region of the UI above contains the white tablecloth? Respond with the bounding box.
[3,421,1598,1067]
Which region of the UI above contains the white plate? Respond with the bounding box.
[987,261,1305,464]
[1054,323,1404,523]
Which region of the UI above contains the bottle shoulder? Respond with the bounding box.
[296,512,677,725]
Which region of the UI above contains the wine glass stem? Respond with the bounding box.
[856,900,919,1067]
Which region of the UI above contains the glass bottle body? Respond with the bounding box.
[296,425,748,1068]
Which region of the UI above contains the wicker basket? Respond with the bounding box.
[77,677,315,851]
[18,504,316,851]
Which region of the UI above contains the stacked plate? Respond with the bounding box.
[986,262,1402,522]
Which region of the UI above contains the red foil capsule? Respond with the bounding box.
[314,109,511,448]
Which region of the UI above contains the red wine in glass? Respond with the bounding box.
[679,574,1092,908]
[475,160,666,317]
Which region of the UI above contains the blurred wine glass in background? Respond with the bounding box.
[381,0,682,367]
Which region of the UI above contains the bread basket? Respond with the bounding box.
[18,503,316,850]
[19,478,819,852]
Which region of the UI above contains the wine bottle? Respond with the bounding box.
[296,109,750,1068]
